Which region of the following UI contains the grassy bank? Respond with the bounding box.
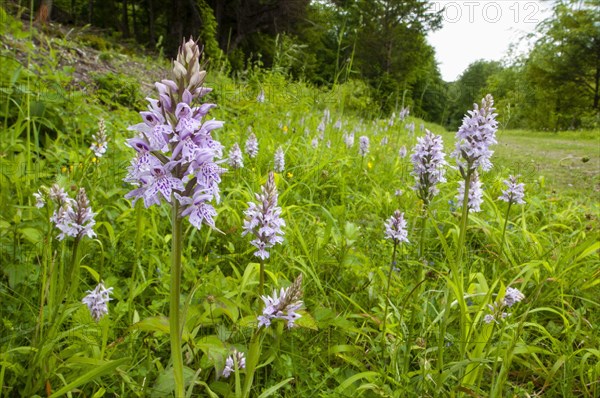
[1,11,599,398]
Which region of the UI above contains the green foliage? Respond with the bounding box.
[91,72,142,109]
[445,60,503,129]
[1,12,599,398]
[79,34,112,51]
[197,0,224,65]
[455,1,600,131]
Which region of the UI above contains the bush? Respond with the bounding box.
[91,72,142,109]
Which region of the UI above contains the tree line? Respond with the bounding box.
[17,0,600,130]
[447,0,599,131]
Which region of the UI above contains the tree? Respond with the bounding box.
[523,0,599,129]
[348,0,442,112]
[445,60,502,129]
[35,0,53,23]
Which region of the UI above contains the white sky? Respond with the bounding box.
[426,1,554,81]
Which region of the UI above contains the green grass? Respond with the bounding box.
[494,129,600,196]
[1,11,599,398]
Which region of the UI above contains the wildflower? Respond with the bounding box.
[343,132,354,148]
[242,172,286,259]
[323,109,330,124]
[256,90,265,103]
[123,39,225,230]
[503,287,525,307]
[311,137,319,149]
[245,133,259,159]
[50,187,96,241]
[388,112,395,127]
[483,286,524,324]
[222,350,246,378]
[274,146,285,173]
[178,189,218,230]
[317,120,326,134]
[359,136,370,157]
[380,136,389,146]
[228,143,244,169]
[257,274,303,329]
[452,94,498,175]
[394,189,403,197]
[90,119,108,158]
[384,210,409,244]
[48,183,70,204]
[411,130,447,206]
[399,107,410,121]
[399,145,407,158]
[456,171,483,213]
[33,190,45,208]
[334,119,342,129]
[283,125,288,134]
[499,175,525,205]
[405,122,415,135]
[82,282,113,321]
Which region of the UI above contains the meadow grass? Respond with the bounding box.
[1,14,599,398]
[494,129,600,197]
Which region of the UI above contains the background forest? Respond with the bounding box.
[25,0,600,131]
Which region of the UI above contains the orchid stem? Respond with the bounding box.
[170,201,185,398]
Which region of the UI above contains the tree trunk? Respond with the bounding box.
[214,0,224,47]
[132,0,137,39]
[35,0,53,24]
[71,0,77,23]
[147,0,155,46]
[594,59,599,110]
[169,0,184,55]
[122,0,130,38]
[88,0,93,24]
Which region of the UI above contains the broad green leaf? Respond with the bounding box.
[19,227,43,244]
[151,366,196,398]
[295,311,318,330]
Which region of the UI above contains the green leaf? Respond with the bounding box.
[19,227,43,244]
[195,335,226,360]
[335,371,379,392]
[81,265,100,282]
[130,316,169,334]
[49,358,128,397]
[575,240,599,262]
[256,378,294,398]
[193,381,220,398]
[295,311,318,330]
[211,296,240,323]
[152,366,196,398]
